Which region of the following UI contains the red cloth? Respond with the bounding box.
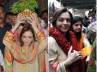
[49,27,79,54]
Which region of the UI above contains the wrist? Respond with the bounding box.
[64,58,73,65]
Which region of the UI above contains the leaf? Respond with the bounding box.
[11,0,38,13]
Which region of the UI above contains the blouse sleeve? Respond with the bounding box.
[4,47,13,72]
[48,36,59,71]
[3,31,15,48]
[0,50,5,70]
[48,36,67,72]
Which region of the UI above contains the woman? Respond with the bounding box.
[49,8,83,72]
[3,12,47,72]
[72,16,91,56]
[72,16,92,71]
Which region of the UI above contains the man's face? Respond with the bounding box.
[56,12,71,32]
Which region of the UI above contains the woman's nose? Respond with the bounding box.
[63,19,68,24]
[78,25,81,28]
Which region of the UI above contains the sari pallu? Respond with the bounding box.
[3,31,47,72]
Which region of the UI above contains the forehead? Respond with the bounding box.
[23,31,33,36]
[58,12,70,19]
[74,21,82,25]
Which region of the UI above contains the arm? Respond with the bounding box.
[4,47,13,72]
[3,31,15,49]
[48,37,82,71]
[0,50,5,70]
[48,37,59,71]
[27,14,47,54]
[3,15,25,48]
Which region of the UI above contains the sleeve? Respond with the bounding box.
[0,50,5,70]
[48,37,67,72]
[3,31,15,48]
[4,47,13,72]
[48,36,59,71]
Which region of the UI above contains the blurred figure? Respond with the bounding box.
[40,10,48,37]
[40,10,48,28]
[0,4,12,55]
[0,50,4,72]
[72,16,91,69]
[5,12,17,28]
[3,11,47,72]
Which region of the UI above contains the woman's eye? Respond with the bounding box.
[29,36,32,38]
[66,19,71,22]
[58,18,64,22]
[58,18,71,22]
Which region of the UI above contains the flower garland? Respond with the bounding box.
[49,27,79,54]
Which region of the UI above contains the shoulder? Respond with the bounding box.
[48,36,56,44]
[48,36,59,51]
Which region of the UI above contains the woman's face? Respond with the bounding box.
[22,30,33,46]
[56,12,71,32]
[73,21,82,32]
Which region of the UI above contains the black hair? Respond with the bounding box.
[39,9,48,18]
[5,12,17,16]
[52,8,73,27]
[0,4,5,13]
[72,16,83,41]
[72,16,83,25]
[19,23,36,46]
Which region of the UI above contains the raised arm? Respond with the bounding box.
[27,12,47,54]
[3,14,26,48]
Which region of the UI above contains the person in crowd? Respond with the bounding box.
[0,4,12,55]
[3,11,47,72]
[39,10,48,37]
[48,8,85,72]
[5,12,17,28]
[40,10,48,25]
[72,16,91,50]
[71,16,92,71]
[86,19,96,72]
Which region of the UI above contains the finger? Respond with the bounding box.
[73,50,76,53]
[68,46,72,55]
